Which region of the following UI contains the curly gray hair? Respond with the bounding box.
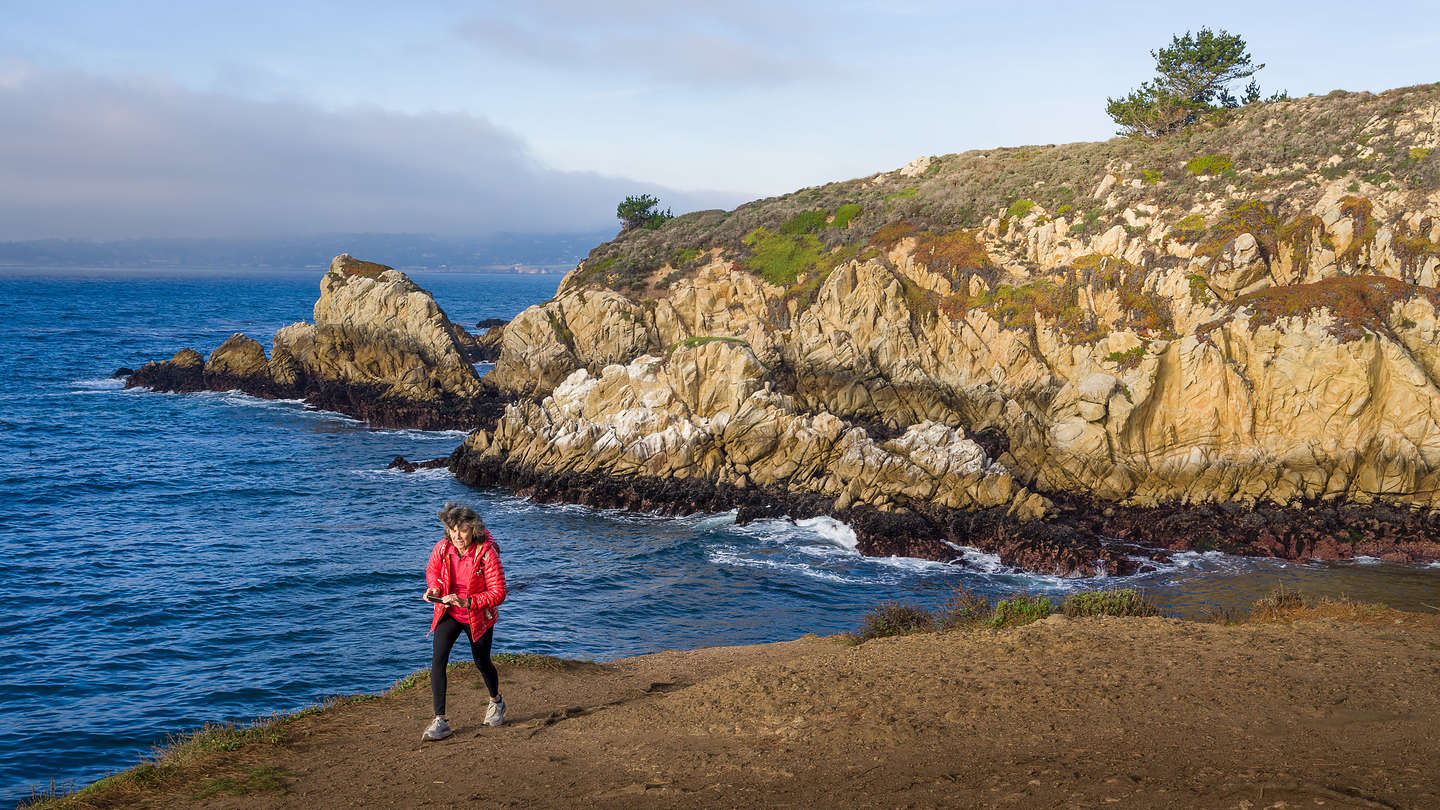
[437,501,486,535]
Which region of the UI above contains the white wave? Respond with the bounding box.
[707,548,868,584]
[692,510,739,532]
[1351,555,1383,565]
[371,427,470,440]
[794,516,858,551]
[354,467,454,481]
[941,542,1006,574]
[69,377,125,391]
[1426,561,1440,569]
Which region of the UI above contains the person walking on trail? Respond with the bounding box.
[422,501,507,741]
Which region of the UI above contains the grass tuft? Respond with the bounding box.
[1061,588,1158,618]
[986,594,1053,628]
[194,766,290,799]
[857,601,935,641]
[936,588,992,629]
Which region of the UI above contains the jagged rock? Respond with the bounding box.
[388,455,450,473]
[125,348,205,393]
[454,339,1049,524]
[468,89,1440,569]
[125,255,506,429]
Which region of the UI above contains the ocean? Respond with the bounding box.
[1,267,1437,804]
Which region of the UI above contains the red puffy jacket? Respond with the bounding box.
[426,530,506,637]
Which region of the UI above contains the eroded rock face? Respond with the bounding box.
[125,255,504,429]
[471,122,1440,568]
[461,338,1045,515]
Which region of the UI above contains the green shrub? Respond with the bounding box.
[1141,168,1164,184]
[1185,153,1234,176]
[884,186,920,201]
[1187,273,1213,304]
[936,588,992,629]
[780,209,830,235]
[831,203,863,229]
[741,228,827,286]
[1061,588,1159,618]
[986,594,1053,628]
[1005,199,1037,219]
[1105,345,1147,369]
[858,601,935,641]
[1411,147,1433,161]
[670,248,702,267]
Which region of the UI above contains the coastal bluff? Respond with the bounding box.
[121,85,1440,574]
[125,254,507,430]
[454,84,1440,571]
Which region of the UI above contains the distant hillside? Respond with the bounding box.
[0,231,615,271]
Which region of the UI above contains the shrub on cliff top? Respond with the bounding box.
[936,588,993,629]
[857,601,936,641]
[1061,588,1159,618]
[617,194,674,232]
[986,594,1053,628]
[1184,153,1235,176]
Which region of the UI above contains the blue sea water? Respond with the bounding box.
[1,267,1437,804]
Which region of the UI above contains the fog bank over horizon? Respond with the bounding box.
[0,66,745,242]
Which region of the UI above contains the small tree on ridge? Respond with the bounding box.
[1107,28,1283,138]
[616,194,673,232]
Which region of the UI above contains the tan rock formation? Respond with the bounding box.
[477,87,1440,521]
[278,253,482,404]
[128,255,497,429]
[463,339,1047,519]
[204,334,269,380]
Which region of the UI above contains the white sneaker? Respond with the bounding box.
[422,716,453,741]
[484,698,506,727]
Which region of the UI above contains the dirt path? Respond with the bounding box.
[72,613,1440,809]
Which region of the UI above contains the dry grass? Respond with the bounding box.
[1247,586,1397,625]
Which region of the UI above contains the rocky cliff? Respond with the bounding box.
[456,84,1440,571]
[126,254,506,429]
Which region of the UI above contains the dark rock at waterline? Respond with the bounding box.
[110,367,134,379]
[125,346,513,431]
[846,504,1138,578]
[1070,498,1440,566]
[476,318,507,329]
[388,455,451,473]
[124,349,206,393]
[447,449,1144,577]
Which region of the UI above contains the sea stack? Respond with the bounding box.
[126,254,505,429]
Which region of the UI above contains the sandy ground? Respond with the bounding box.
[66,611,1440,809]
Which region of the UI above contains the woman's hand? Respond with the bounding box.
[424,587,441,602]
[440,594,465,607]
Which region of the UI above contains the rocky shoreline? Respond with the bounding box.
[125,349,510,431]
[446,446,1440,574]
[122,248,1440,575]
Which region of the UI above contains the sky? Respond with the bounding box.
[1,0,1436,240]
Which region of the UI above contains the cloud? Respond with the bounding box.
[0,66,742,240]
[454,1,845,90]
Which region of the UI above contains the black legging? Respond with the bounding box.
[431,614,499,716]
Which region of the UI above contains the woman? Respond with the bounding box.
[421,501,507,741]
